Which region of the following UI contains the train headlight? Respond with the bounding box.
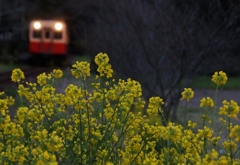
[33,22,41,30]
[54,22,63,31]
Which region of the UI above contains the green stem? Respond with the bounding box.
[25,117,31,162]
[212,84,219,125]
[183,100,188,128]
[82,76,92,161]
[129,130,163,165]
[106,116,142,160]
[228,117,233,163]
[166,137,170,164]
[78,108,83,164]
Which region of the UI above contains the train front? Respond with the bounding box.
[29,20,68,57]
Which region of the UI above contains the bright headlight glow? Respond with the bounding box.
[55,22,63,31]
[33,22,41,29]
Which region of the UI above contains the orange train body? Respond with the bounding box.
[29,20,68,55]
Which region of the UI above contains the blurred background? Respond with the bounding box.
[1,0,240,120]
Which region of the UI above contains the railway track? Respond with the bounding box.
[0,67,51,91]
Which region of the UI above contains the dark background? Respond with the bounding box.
[1,0,240,120]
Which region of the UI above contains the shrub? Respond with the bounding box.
[0,52,239,164]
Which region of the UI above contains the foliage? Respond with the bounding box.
[0,53,240,164]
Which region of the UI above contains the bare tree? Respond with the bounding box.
[76,0,240,121]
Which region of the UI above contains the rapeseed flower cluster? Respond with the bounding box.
[11,68,25,82]
[71,61,90,79]
[94,52,113,78]
[181,88,194,101]
[200,97,214,107]
[212,71,228,85]
[0,53,239,164]
[219,100,239,119]
[147,96,164,115]
[230,125,240,142]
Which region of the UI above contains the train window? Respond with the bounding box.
[45,31,50,39]
[54,32,62,39]
[33,31,41,38]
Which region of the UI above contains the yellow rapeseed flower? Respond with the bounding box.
[126,134,142,152]
[217,156,230,164]
[147,96,164,115]
[229,125,240,142]
[43,151,50,160]
[36,160,45,165]
[94,52,109,65]
[16,107,28,124]
[211,71,228,85]
[197,126,213,139]
[94,52,113,78]
[200,97,214,107]
[5,54,240,164]
[71,61,90,79]
[6,96,15,106]
[11,68,25,82]
[181,88,194,101]
[37,73,48,86]
[188,120,197,128]
[219,100,239,118]
[52,69,63,78]
[222,140,236,152]
[211,136,221,146]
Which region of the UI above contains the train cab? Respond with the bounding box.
[29,20,68,56]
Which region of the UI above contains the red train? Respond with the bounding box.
[29,20,68,57]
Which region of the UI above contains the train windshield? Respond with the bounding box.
[33,31,41,38]
[45,31,50,39]
[32,27,63,40]
[54,32,62,39]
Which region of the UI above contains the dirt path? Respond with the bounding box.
[181,89,240,108]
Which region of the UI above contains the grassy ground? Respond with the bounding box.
[189,76,240,90]
[0,63,28,73]
[71,54,92,63]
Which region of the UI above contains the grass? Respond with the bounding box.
[0,55,91,72]
[0,63,28,73]
[189,76,240,90]
[71,54,92,63]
